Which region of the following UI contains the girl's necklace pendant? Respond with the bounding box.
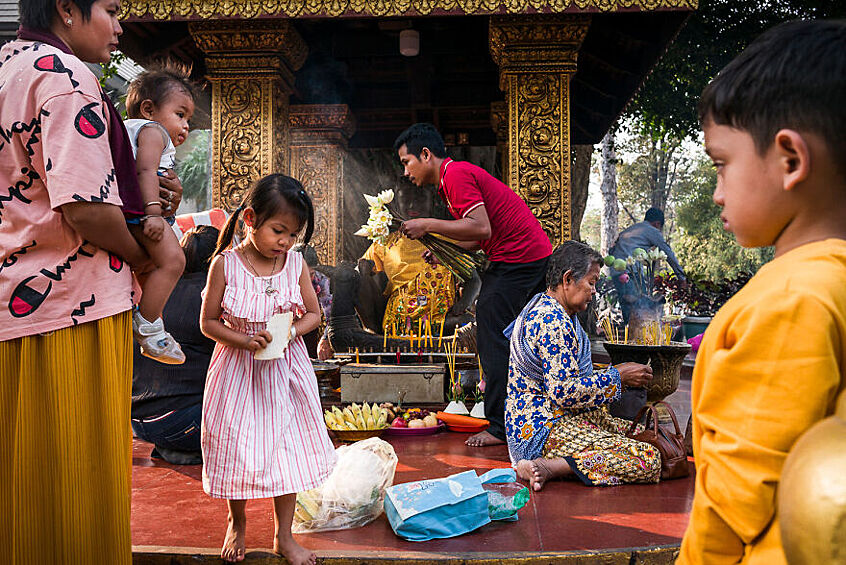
[241,248,279,296]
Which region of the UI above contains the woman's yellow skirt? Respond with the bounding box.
[0,311,133,565]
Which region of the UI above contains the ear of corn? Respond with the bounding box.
[295,491,321,522]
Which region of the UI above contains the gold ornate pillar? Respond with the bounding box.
[288,105,356,266]
[490,15,590,244]
[189,21,307,210]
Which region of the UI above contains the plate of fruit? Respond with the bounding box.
[383,405,444,436]
[323,403,389,442]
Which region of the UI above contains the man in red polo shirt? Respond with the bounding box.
[395,123,552,447]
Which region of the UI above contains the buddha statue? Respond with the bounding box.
[778,389,846,564]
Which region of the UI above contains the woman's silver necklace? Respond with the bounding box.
[242,249,278,296]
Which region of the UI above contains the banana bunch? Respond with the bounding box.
[323,403,388,431]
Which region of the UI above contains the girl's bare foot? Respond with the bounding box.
[274,535,316,565]
[515,458,571,491]
[465,430,505,447]
[221,517,246,562]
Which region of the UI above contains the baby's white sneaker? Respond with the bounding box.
[132,310,186,365]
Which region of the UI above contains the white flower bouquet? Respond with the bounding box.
[354,190,395,245]
[354,189,485,282]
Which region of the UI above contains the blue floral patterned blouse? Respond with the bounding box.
[505,292,621,462]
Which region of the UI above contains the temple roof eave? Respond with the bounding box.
[119,0,696,21]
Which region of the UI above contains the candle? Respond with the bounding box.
[396,349,401,364]
[624,324,628,344]
[438,317,445,348]
[355,347,359,364]
[383,325,388,349]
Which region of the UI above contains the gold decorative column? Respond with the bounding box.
[288,105,356,266]
[490,15,590,244]
[189,21,307,210]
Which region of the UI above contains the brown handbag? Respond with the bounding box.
[625,401,690,480]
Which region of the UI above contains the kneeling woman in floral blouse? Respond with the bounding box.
[506,241,660,490]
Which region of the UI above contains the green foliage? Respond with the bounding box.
[672,157,773,279]
[630,0,846,140]
[175,130,212,207]
[616,123,692,215]
[99,51,126,89]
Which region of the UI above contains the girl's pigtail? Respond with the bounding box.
[215,204,244,256]
[299,189,314,245]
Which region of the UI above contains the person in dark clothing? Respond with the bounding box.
[609,208,686,323]
[131,225,219,465]
[395,123,552,447]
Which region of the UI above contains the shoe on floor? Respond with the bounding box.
[133,311,186,365]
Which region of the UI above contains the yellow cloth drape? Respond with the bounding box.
[0,311,133,565]
[678,239,846,565]
[363,233,456,331]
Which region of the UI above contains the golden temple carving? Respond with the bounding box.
[120,0,695,19]
[490,15,589,244]
[288,105,356,265]
[189,21,307,209]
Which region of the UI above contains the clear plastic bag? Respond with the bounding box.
[293,437,398,533]
[482,481,530,521]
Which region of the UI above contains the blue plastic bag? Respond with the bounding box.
[384,468,527,541]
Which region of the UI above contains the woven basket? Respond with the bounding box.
[331,428,387,442]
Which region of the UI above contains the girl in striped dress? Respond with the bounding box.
[200,174,336,564]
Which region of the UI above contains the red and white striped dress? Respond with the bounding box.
[201,249,336,499]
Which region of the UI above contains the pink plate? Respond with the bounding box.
[445,422,489,433]
[384,423,445,436]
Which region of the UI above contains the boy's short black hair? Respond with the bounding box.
[125,61,197,120]
[644,207,664,226]
[393,123,447,159]
[19,0,95,30]
[699,20,846,175]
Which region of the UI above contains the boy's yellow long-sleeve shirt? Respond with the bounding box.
[678,239,846,565]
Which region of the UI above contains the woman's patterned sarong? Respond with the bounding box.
[543,408,661,486]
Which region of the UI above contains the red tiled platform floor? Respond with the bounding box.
[132,431,694,563]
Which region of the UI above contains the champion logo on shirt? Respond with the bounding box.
[74,102,106,139]
[8,275,52,317]
[33,54,79,88]
[7,242,97,318]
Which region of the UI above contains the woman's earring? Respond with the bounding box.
[66,18,73,25]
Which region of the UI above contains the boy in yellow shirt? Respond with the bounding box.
[678,20,846,565]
